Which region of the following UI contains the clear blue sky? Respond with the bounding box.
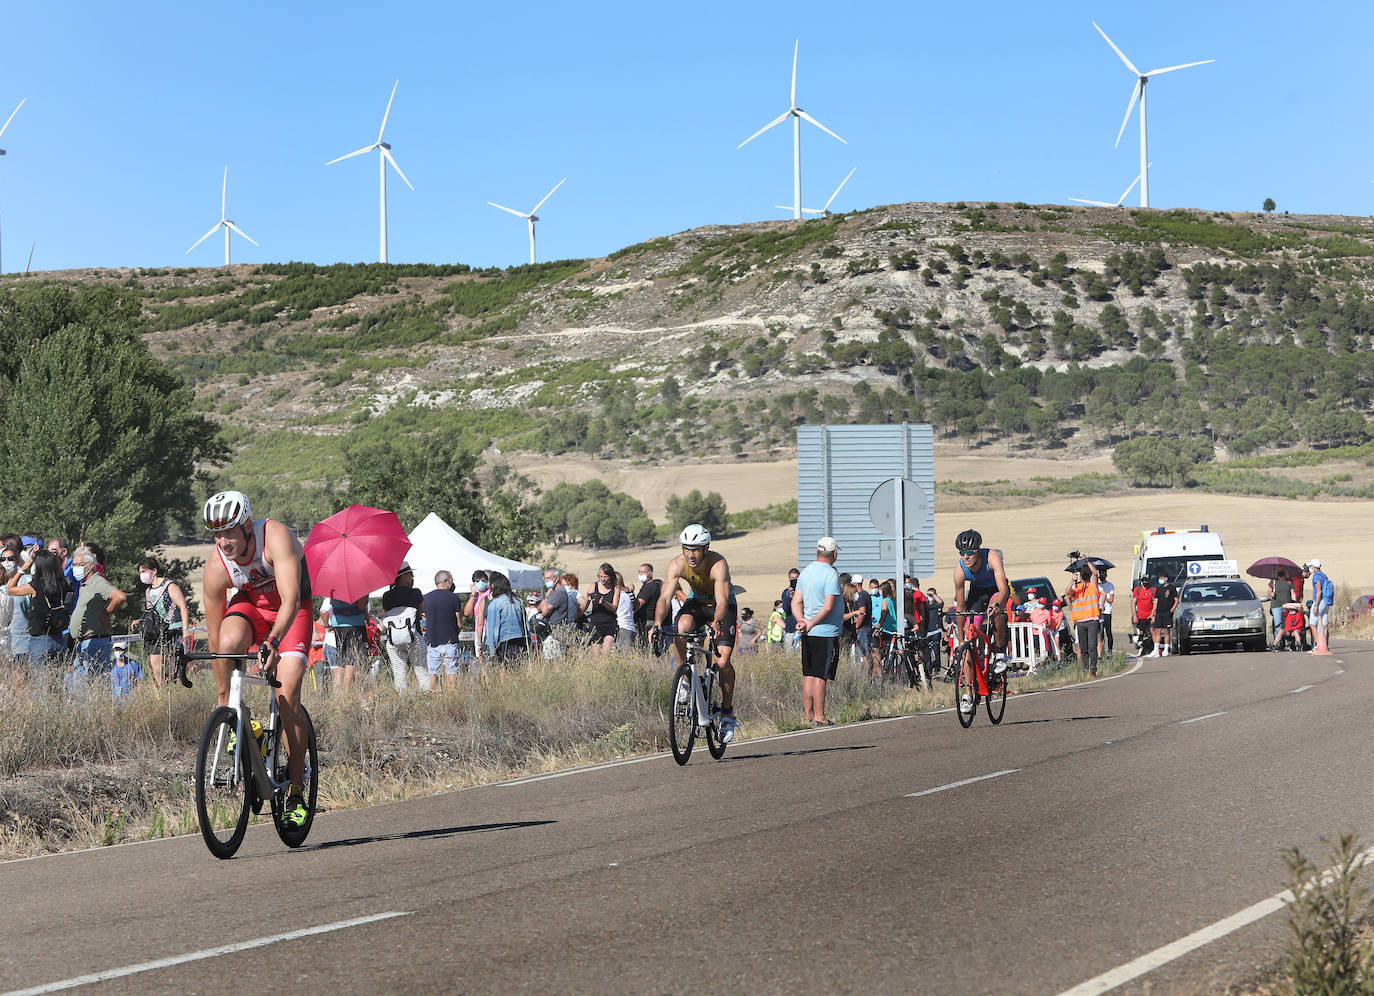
[2,0,1370,272]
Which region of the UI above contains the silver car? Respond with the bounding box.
[1172,577,1267,654]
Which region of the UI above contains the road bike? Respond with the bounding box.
[951,611,1007,729]
[666,626,727,764]
[878,631,926,688]
[190,652,319,859]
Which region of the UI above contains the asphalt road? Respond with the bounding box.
[3,641,1372,995]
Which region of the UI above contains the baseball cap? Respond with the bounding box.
[817,536,840,554]
[1309,557,1322,569]
[853,575,864,584]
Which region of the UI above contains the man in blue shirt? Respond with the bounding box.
[792,537,843,725]
[1307,557,1335,656]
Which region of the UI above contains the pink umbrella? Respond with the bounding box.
[303,504,411,603]
[1246,556,1301,581]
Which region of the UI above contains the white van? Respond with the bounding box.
[1131,525,1226,587]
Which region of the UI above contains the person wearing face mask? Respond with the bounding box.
[69,544,127,674]
[135,556,193,689]
[464,570,491,671]
[633,563,662,653]
[379,561,428,691]
[8,549,73,664]
[0,544,19,658]
[534,568,570,656]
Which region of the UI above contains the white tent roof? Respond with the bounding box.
[372,512,544,596]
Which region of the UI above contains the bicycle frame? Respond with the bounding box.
[682,632,718,728]
[191,653,283,804]
[957,614,997,696]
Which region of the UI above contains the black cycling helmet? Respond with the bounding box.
[954,529,983,554]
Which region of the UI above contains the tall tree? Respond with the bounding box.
[0,285,224,565]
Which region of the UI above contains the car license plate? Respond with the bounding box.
[1210,621,1239,631]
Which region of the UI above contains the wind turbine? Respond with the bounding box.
[24,242,33,273]
[487,178,566,265]
[186,166,258,266]
[0,98,24,156]
[776,166,856,217]
[738,40,846,221]
[326,79,413,263]
[1070,164,1151,208]
[1093,22,1213,209]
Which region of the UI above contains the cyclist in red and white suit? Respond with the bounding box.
[201,491,313,822]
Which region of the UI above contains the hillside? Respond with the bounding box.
[7,200,1374,521]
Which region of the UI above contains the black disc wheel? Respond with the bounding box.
[704,672,727,760]
[668,662,696,765]
[954,647,976,729]
[270,706,319,847]
[986,670,1007,725]
[195,707,251,860]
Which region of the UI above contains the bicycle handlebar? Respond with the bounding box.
[183,651,282,688]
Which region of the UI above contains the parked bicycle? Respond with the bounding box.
[879,632,923,688]
[667,627,728,764]
[951,611,1007,728]
[190,651,319,859]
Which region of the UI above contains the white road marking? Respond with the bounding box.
[1058,849,1374,995]
[1290,685,1313,694]
[1180,711,1227,725]
[0,912,412,996]
[906,769,1020,798]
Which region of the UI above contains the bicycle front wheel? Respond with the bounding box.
[668,662,695,765]
[270,706,319,847]
[954,646,976,729]
[704,672,727,760]
[986,672,1007,725]
[195,707,251,860]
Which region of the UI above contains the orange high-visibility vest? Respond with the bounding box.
[1070,581,1101,623]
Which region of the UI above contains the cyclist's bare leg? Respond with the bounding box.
[213,615,255,708]
[716,644,735,711]
[273,653,308,787]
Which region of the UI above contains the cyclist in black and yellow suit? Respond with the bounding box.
[652,524,739,744]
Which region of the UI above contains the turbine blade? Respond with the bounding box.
[488,201,530,218]
[0,98,24,141]
[529,177,566,215]
[737,109,792,149]
[796,109,846,144]
[1144,58,1216,77]
[824,166,857,210]
[25,242,33,273]
[1114,80,1141,148]
[187,222,223,253]
[378,79,399,142]
[226,221,259,246]
[221,166,228,219]
[326,144,375,166]
[1092,22,1140,76]
[1069,198,1115,208]
[791,39,798,107]
[801,207,823,215]
[1118,173,1144,205]
[382,147,415,190]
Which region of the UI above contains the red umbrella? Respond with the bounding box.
[1246,556,1301,581]
[304,504,411,603]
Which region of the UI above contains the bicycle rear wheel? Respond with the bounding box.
[195,707,251,859]
[270,706,319,847]
[954,646,976,729]
[668,662,695,764]
[704,671,727,760]
[986,671,1007,725]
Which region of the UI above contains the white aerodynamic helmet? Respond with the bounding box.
[679,523,712,549]
[203,490,253,532]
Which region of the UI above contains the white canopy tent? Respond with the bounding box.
[372,511,544,596]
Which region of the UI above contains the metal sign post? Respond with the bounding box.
[869,477,928,642]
